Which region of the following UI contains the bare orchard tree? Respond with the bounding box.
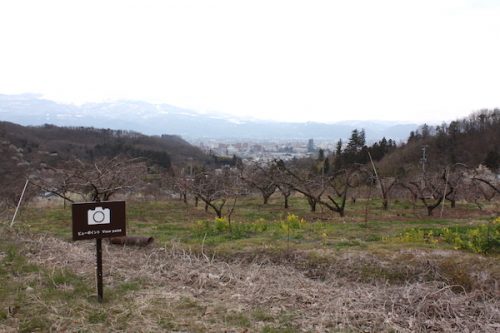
[377,177,398,210]
[173,172,192,204]
[472,179,498,202]
[401,169,452,216]
[240,162,277,205]
[367,152,398,210]
[319,167,364,217]
[32,163,79,207]
[461,165,499,209]
[266,162,295,209]
[275,159,363,217]
[274,159,325,212]
[189,167,243,220]
[464,179,491,210]
[33,156,147,203]
[471,165,500,197]
[442,163,469,208]
[274,179,294,209]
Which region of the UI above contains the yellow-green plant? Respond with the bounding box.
[280,214,306,231]
[214,217,230,233]
[279,214,308,247]
[394,217,499,254]
[253,218,268,233]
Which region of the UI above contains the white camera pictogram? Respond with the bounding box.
[87,207,111,225]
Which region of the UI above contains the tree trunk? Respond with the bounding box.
[307,197,316,212]
[427,206,434,216]
[474,199,483,210]
[284,194,289,209]
[382,198,388,211]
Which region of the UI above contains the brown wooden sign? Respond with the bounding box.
[72,201,126,241]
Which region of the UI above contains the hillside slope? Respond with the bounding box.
[377,109,500,174]
[0,121,208,170]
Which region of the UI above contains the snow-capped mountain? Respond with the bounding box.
[0,94,418,141]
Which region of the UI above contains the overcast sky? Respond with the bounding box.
[1,0,499,123]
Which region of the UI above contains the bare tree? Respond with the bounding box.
[319,167,363,217]
[275,180,294,209]
[33,156,147,203]
[173,173,191,204]
[402,169,452,216]
[189,167,243,220]
[368,152,398,210]
[472,179,498,200]
[275,159,362,217]
[442,164,469,208]
[240,162,277,205]
[32,164,78,207]
[462,165,499,208]
[274,159,325,212]
[472,175,500,196]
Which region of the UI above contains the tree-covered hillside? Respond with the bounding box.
[378,109,499,174]
[0,121,210,170]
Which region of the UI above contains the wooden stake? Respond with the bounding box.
[10,179,29,228]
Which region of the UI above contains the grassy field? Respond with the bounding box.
[1,194,499,332]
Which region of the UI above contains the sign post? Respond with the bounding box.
[72,201,126,303]
[96,238,103,302]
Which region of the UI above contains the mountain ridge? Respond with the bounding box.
[0,94,418,141]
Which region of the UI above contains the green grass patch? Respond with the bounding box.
[11,197,500,256]
[252,308,275,322]
[88,309,108,324]
[225,312,251,328]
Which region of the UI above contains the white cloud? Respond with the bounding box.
[0,0,499,123]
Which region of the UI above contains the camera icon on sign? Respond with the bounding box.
[87,207,110,225]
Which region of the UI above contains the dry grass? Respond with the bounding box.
[1,227,498,332]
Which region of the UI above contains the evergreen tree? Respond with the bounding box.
[323,156,330,174]
[333,139,343,171]
[359,129,366,147]
[484,150,500,172]
[318,148,325,161]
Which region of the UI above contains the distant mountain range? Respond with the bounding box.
[0,94,418,142]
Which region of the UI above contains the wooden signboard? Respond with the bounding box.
[72,201,126,302]
[72,201,126,241]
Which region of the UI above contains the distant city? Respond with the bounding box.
[191,138,330,163]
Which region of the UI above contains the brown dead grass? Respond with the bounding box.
[0,229,495,333]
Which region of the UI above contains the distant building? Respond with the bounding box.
[307,139,315,152]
